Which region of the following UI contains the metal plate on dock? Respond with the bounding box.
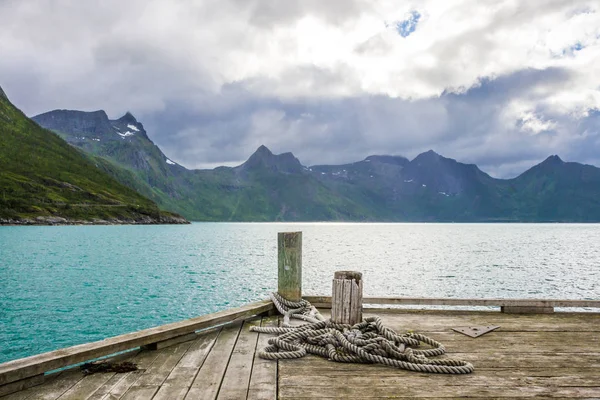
[452,325,500,338]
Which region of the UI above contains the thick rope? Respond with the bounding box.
[250,293,474,374]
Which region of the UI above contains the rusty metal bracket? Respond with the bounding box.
[452,325,500,338]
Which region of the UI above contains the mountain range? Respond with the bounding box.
[30,107,600,222]
[0,85,188,225]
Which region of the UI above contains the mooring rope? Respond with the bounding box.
[250,292,474,374]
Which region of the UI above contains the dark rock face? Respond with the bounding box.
[33,110,115,138]
[33,109,161,176]
[401,150,492,195]
[239,145,303,174]
[364,155,410,166]
[33,110,150,142]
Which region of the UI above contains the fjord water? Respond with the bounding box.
[1,223,599,364]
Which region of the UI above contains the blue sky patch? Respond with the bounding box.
[395,11,421,38]
[571,42,584,52]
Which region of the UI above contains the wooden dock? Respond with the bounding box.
[2,308,599,399]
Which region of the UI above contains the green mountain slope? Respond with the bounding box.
[33,109,202,218]
[0,86,188,224]
[508,155,600,221]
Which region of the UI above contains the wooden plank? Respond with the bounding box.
[247,316,278,400]
[405,330,600,343]
[55,373,115,400]
[89,347,162,400]
[0,301,273,387]
[281,364,600,379]
[161,328,220,387]
[278,232,302,301]
[57,348,143,400]
[281,398,595,400]
[0,370,83,400]
[119,386,159,400]
[69,349,143,400]
[185,322,243,400]
[359,310,600,332]
[0,374,45,398]
[279,372,600,387]
[103,341,193,400]
[142,333,198,351]
[130,341,193,388]
[150,328,221,400]
[152,386,188,400]
[216,319,260,399]
[279,382,600,398]
[304,296,600,309]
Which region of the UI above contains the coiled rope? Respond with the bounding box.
[250,292,474,374]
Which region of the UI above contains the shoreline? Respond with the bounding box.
[0,215,190,226]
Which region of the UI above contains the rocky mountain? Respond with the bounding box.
[33,109,189,211]
[32,107,600,222]
[0,86,188,225]
[238,145,303,174]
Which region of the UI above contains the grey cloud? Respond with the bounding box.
[230,0,372,27]
[134,67,596,180]
[1,0,598,179]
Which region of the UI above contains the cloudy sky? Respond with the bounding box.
[1,0,599,177]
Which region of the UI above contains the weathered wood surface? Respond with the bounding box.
[0,300,273,388]
[279,310,600,399]
[331,271,363,325]
[186,322,243,400]
[2,310,600,399]
[277,232,302,301]
[247,316,278,400]
[215,319,260,399]
[305,295,600,309]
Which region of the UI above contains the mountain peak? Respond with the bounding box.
[240,145,302,174]
[255,144,273,156]
[413,149,442,164]
[0,85,7,100]
[117,111,138,124]
[543,155,563,164]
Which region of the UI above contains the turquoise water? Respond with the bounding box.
[1,223,599,364]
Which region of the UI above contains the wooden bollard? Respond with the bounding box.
[331,271,363,325]
[278,232,302,301]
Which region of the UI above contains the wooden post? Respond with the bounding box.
[278,232,302,301]
[331,271,363,325]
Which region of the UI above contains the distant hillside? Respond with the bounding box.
[33,108,199,218]
[32,107,600,222]
[0,86,188,225]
